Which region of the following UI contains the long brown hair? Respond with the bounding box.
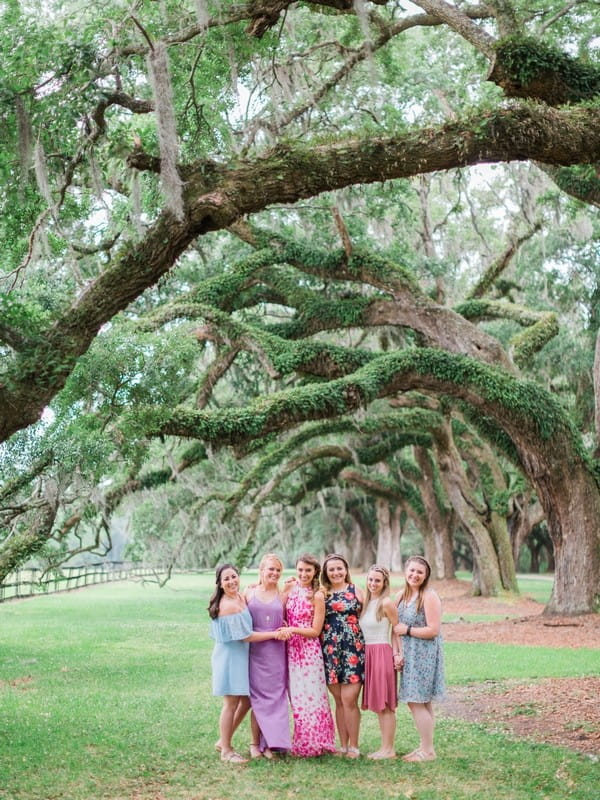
[321,553,352,596]
[207,563,239,619]
[296,553,321,593]
[398,555,432,613]
[362,565,391,621]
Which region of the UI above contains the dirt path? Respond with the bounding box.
[431,580,600,755]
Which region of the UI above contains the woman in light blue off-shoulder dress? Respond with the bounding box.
[208,563,281,764]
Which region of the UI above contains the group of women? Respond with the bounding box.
[208,552,445,764]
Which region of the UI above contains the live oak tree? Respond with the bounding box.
[1,0,600,612]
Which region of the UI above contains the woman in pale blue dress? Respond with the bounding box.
[394,556,445,762]
[208,563,281,764]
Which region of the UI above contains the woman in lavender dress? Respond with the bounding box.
[244,553,291,757]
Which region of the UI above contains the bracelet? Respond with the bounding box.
[406,625,412,637]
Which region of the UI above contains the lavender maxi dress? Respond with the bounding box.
[247,591,291,752]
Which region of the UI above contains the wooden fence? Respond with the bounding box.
[0,562,163,602]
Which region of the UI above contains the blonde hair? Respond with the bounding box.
[258,553,284,588]
[362,565,391,621]
[398,555,432,612]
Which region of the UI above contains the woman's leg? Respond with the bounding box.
[250,709,260,745]
[406,701,436,758]
[232,696,250,738]
[378,708,396,755]
[219,695,241,754]
[216,695,250,751]
[327,683,348,750]
[340,682,362,755]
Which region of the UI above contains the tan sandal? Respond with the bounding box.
[249,743,262,759]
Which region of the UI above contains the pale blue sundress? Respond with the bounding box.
[210,607,253,696]
[397,597,445,703]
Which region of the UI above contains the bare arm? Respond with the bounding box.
[395,590,442,639]
[278,591,325,638]
[383,597,403,665]
[244,630,279,642]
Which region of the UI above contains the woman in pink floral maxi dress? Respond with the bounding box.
[282,555,336,757]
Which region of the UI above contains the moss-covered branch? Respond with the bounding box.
[490,36,600,105]
[131,348,583,471]
[465,224,541,300]
[455,299,559,367]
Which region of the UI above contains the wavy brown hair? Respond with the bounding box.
[296,553,322,593]
[207,563,239,620]
[397,555,432,613]
[321,553,352,596]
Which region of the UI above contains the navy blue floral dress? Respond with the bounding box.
[321,583,365,685]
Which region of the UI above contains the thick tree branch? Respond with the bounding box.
[412,0,497,57]
[2,102,599,443]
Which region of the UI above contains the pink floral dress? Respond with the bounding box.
[286,584,336,756]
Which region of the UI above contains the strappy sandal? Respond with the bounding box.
[346,746,361,759]
[221,751,248,764]
[249,743,263,759]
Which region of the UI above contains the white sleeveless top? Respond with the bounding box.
[359,599,391,645]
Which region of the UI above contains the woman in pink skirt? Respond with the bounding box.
[359,565,400,759]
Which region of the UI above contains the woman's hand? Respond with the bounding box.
[393,653,404,671]
[393,622,409,636]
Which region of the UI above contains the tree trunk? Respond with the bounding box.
[346,505,375,570]
[390,505,403,572]
[594,328,600,459]
[434,420,505,595]
[508,493,545,564]
[375,497,394,569]
[414,446,455,579]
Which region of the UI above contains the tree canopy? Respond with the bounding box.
[1,0,600,613]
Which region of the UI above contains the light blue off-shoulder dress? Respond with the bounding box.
[210,607,253,696]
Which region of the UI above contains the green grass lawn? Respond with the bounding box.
[0,574,597,800]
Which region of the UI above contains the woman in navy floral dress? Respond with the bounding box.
[321,553,365,758]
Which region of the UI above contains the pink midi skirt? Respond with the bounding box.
[361,642,398,712]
